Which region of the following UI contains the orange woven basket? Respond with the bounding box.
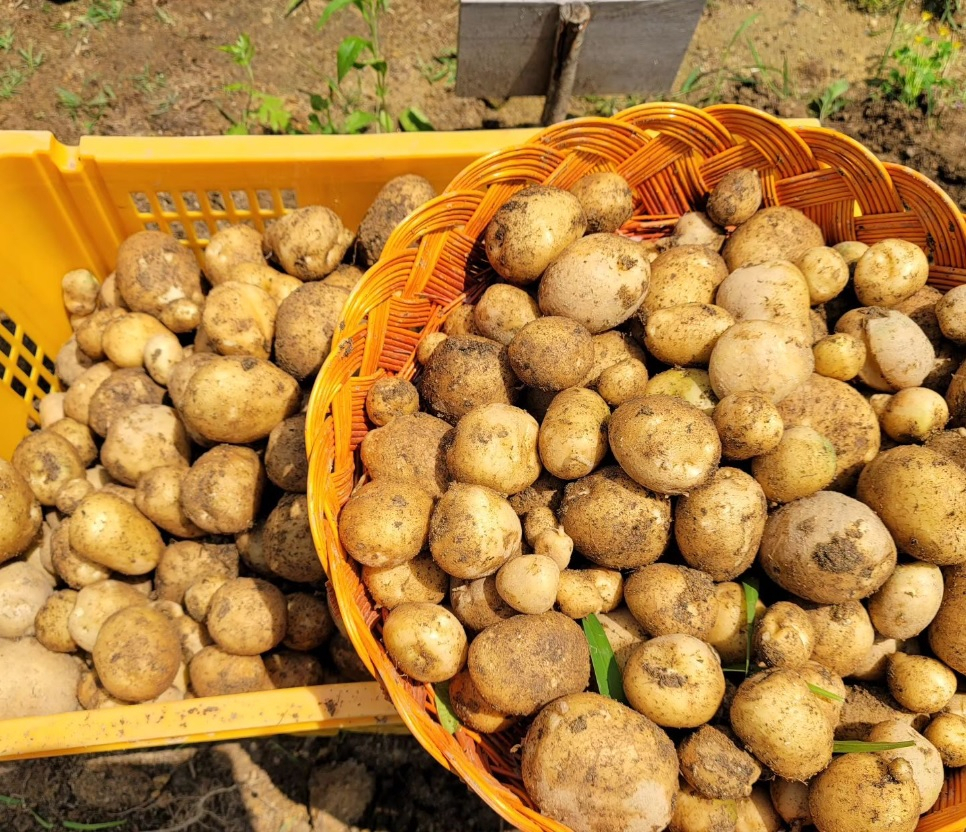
[305,103,966,832]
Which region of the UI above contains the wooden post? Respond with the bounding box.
[541,2,591,126]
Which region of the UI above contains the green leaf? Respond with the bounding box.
[63,822,128,831]
[434,682,461,734]
[337,37,369,82]
[253,93,292,133]
[309,93,329,111]
[808,683,845,703]
[377,108,393,133]
[29,809,54,830]
[398,105,434,132]
[833,740,915,753]
[827,78,849,99]
[343,110,376,133]
[226,122,249,135]
[285,0,308,15]
[317,0,358,30]
[0,796,23,807]
[582,614,626,703]
[742,578,759,676]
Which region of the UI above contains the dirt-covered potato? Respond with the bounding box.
[675,467,766,581]
[339,478,434,569]
[265,205,354,280]
[810,306,830,344]
[100,404,190,486]
[716,260,812,337]
[0,459,42,563]
[538,234,650,333]
[63,361,115,426]
[0,561,52,638]
[472,284,540,346]
[555,568,623,619]
[569,171,634,234]
[596,358,650,406]
[670,212,726,251]
[360,412,452,498]
[731,667,834,781]
[853,238,929,309]
[101,312,172,369]
[887,653,956,714]
[201,282,277,359]
[538,388,610,481]
[51,519,111,589]
[416,332,447,367]
[806,600,876,678]
[56,336,95,386]
[178,355,300,443]
[639,245,724,319]
[836,306,935,391]
[283,592,334,651]
[878,386,949,442]
[798,660,847,727]
[936,283,966,344]
[12,430,85,506]
[484,185,586,285]
[358,174,437,264]
[382,601,466,683]
[265,413,308,492]
[624,563,717,639]
[93,605,181,702]
[595,607,648,670]
[496,555,560,615]
[924,713,966,767]
[67,578,147,651]
[62,268,100,317]
[263,494,325,583]
[231,261,304,304]
[751,425,837,503]
[924,565,966,674]
[712,392,784,461]
[264,650,324,689]
[869,561,943,640]
[75,307,127,360]
[362,553,448,610]
[522,693,677,832]
[708,582,766,665]
[644,303,735,367]
[39,393,66,429]
[364,377,419,427]
[34,589,79,653]
[643,367,718,415]
[508,316,595,391]
[706,168,762,227]
[609,395,721,495]
[205,577,287,656]
[678,725,761,800]
[796,246,850,305]
[753,601,814,669]
[722,206,825,271]
[0,637,81,718]
[446,403,540,494]
[88,367,165,438]
[155,540,238,604]
[468,611,588,715]
[70,491,164,575]
[203,225,266,285]
[447,669,514,734]
[443,304,480,337]
[114,231,204,331]
[813,332,867,381]
[134,466,203,538]
[180,445,264,535]
[624,634,725,728]
[449,574,515,631]
[272,281,349,380]
[189,645,274,696]
[185,575,229,622]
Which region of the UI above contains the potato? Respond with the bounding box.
[134,466,204,539]
[794,247,849,306]
[928,565,966,674]
[185,575,229,621]
[934,283,966,344]
[731,667,834,780]
[751,425,837,503]
[155,540,239,604]
[771,773,816,822]
[753,601,814,669]
[806,600,876,678]
[448,669,514,734]
[420,335,519,422]
[45,419,96,470]
[595,358,649,406]
[449,574,516,631]
[205,577,287,656]
[924,713,966,767]
[447,403,540,494]
[263,650,324,689]
[484,185,586,285]
[808,754,920,832]
[265,413,308,492]
[555,567,623,619]
[364,377,419,427]
[565,172,631,234]
[383,602,466,683]
[340,479,433,569]
[715,260,812,337]
[644,303,734,367]
[34,589,79,653]
[265,205,354,280]
[203,225,266,286]
[644,367,718,415]
[624,634,725,728]
[522,692,677,832]
[508,469,564,516]
[508,316,595,391]
[596,607,648,670]
[181,445,264,535]
[189,645,274,696]
[284,592,334,651]
[538,234,650,333]
[52,478,91,515]
[869,562,943,640]
[56,336,95,387]
[51,519,111,589]
[263,494,325,583]
[609,395,721,495]
[836,306,935,391]
[810,306,830,344]
[853,239,929,308]
[88,367,165,438]
[429,483,521,579]
[0,459,42,563]
[706,168,762,227]
[273,281,349,380]
[443,304,480,336]
[813,332,866,381]
[712,392,783,461]
[62,268,100,316]
[159,298,202,334]
[67,579,147,652]
[0,561,52,638]
[675,468,765,581]
[722,206,824,271]
[179,355,300,443]
[358,174,437,264]
[115,231,204,331]
[166,352,217,412]
[12,430,85,506]
[893,284,945,345]
[360,412,452,498]
[416,332,447,366]
[472,284,540,346]
[639,245,724,318]
[496,555,560,615]
[232,261,303,304]
[38,392,66,429]
[99,312,172,370]
[532,526,573,571]
[537,388,610,481]
[0,637,81,718]
[585,332,647,387]
[708,320,814,404]
[671,212,726,251]
[887,652,956,715]
[362,553,448,610]
[93,605,181,702]
[624,563,717,639]
[708,582,766,666]
[70,491,164,575]
[858,445,966,566]
[468,611,588,715]
[559,466,670,569]
[100,404,190,487]
[678,725,761,800]
[63,361,115,426]
[778,374,881,491]
[878,386,949,442]
[201,282,277,359]
[852,634,919,683]
[75,307,127,360]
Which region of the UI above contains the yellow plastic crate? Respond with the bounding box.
[0,127,537,760]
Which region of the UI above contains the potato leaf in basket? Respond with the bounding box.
[807,683,845,703]
[832,740,915,753]
[582,613,626,704]
[434,681,461,735]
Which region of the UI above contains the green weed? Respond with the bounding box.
[581,94,646,117]
[0,29,13,51]
[422,48,458,89]
[879,12,962,113]
[133,65,166,96]
[18,43,44,72]
[0,67,25,100]
[56,83,117,132]
[56,0,130,35]
[809,79,850,120]
[218,33,294,135]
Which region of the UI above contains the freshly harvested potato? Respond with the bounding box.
[429,483,521,579]
[236,526,271,578]
[852,633,914,684]
[853,239,929,308]
[206,577,287,656]
[678,725,761,800]
[833,240,870,274]
[708,582,766,665]
[263,494,325,583]
[449,574,516,631]
[878,386,949,442]
[70,491,164,575]
[857,445,966,566]
[644,303,735,367]
[798,660,847,727]
[75,307,127,360]
[134,466,204,539]
[639,245,724,318]
[189,645,273,696]
[624,563,717,639]
[753,601,814,669]
[63,361,115,426]
[56,336,95,387]
[273,281,349,380]
[0,459,42,563]
[569,172,634,233]
[671,783,782,832]
[265,205,354,280]
[43,419,96,470]
[810,306,830,344]
[67,579,147,651]
[284,592,334,651]
[484,185,586,285]
[101,404,190,486]
[924,713,966,767]
[179,355,300,443]
[358,174,437,265]
[62,269,100,316]
[715,260,812,337]
[930,565,966,674]
[751,425,837,503]
[265,413,308,492]
[448,669,514,734]
[731,667,834,781]
[595,607,648,670]
[836,306,935,391]
[806,600,876,678]
[496,555,560,615]
[383,602,467,683]
[644,367,717,414]
[34,589,79,653]
[813,332,867,381]
[706,168,762,227]
[670,212,726,251]
[340,479,434,569]
[760,491,896,603]
[203,225,266,285]
[38,393,65,429]
[201,282,277,359]
[868,561,943,640]
[181,445,264,535]
[538,234,650,333]
[232,261,304,304]
[50,519,111,589]
[114,231,204,331]
[185,576,229,622]
[443,304,480,336]
[675,467,766,581]
[555,567,623,619]
[936,284,966,344]
[468,611,589,715]
[712,392,784,460]
[55,477,93,515]
[365,377,419,427]
[532,526,573,570]
[473,284,540,346]
[708,320,814,403]
[360,412,452,498]
[362,553,448,610]
[796,246,850,304]
[421,335,519,422]
[155,540,238,604]
[609,395,721,495]
[538,388,610,481]
[165,352,217,412]
[0,561,52,638]
[12,430,85,506]
[508,316,595,391]
[264,651,324,689]
[102,313,171,368]
[559,466,671,569]
[88,367,165,438]
[447,403,540,494]
[624,634,725,728]
[508,469,564,516]
[722,206,824,271]
[596,358,650,406]
[522,693,678,832]
[0,637,81,718]
[887,653,956,714]
[93,605,181,702]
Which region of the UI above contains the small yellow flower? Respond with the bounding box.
[940,25,952,37]
[922,10,934,21]
[955,39,963,50]
[915,34,928,44]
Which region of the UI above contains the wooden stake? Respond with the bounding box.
[541,2,591,126]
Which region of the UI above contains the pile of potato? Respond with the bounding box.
[334,170,966,832]
[0,173,440,716]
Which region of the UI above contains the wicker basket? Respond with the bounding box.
[305,103,966,832]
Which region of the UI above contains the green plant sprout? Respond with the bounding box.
[56,83,117,133]
[880,11,962,114]
[0,29,14,51]
[55,0,130,35]
[810,79,850,120]
[422,48,458,89]
[218,34,293,135]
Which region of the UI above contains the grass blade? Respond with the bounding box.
[582,614,626,703]
[434,682,461,735]
[808,683,845,703]
[833,740,915,753]
[63,822,128,831]
[742,579,759,676]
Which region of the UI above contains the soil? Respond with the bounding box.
[1,0,966,829]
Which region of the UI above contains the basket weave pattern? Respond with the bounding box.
[306,103,966,832]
